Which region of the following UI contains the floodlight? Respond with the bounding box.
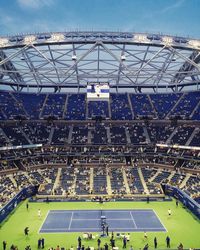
[162,36,173,45]
[24,35,36,44]
[188,40,200,48]
[51,33,65,42]
[121,55,126,61]
[72,54,77,60]
[0,38,9,47]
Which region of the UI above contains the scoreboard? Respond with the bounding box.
[87,82,109,101]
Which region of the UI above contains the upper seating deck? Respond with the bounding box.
[1,90,199,121]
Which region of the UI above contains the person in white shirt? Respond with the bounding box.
[38,209,41,219]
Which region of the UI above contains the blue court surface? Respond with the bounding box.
[39,209,166,233]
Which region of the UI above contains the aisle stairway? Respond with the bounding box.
[89,167,94,194]
[179,173,191,189]
[52,168,62,194]
[106,168,112,195]
[149,170,161,182]
[122,167,131,194]
[138,168,149,195]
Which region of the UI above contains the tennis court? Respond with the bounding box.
[39,209,167,233]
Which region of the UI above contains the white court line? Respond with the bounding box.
[38,210,50,234]
[49,209,154,214]
[72,218,99,221]
[41,228,99,231]
[42,209,166,233]
[105,210,153,213]
[72,218,131,221]
[130,211,137,229]
[129,210,155,213]
[49,210,138,213]
[49,211,99,214]
[68,211,74,230]
[49,211,74,214]
[152,209,168,232]
[40,227,166,231]
[41,227,69,230]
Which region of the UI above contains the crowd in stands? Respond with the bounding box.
[75,167,90,195]
[130,94,155,118]
[110,94,132,120]
[65,94,86,120]
[110,167,126,195]
[0,89,199,211]
[0,175,16,207]
[0,122,199,148]
[93,168,107,195]
[0,144,199,174]
[183,175,200,202]
[1,159,199,208]
[150,93,181,119]
[171,92,200,119]
[1,90,200,121]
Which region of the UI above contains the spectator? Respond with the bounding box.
[104,243,109,250]
[178,243,183,250]
[41,238,44,249]
[144,232,148,241]
[97,238,101,248]
[3,241,7,250]
[166,236,170,248]
[38,239,41,249]
[168,209,171,217]
[154,237,157,248]
[78,236,82,248]
[123,236,127,248]
[24,227,29,236]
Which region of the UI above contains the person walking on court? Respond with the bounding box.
[38,238,41,248]
[97,238,101,248]
[154,237,157,248]
[106,224,109,236]
[168,209,171,217]
[38,209,41,219]
[24,227,29,236]
[104,243,109,250]
[3,241,7,250]
[166,236,170,248]
[123,236,127,248]
[26,203,29,211]
[41,238,44,249]
[110,238,115,248]
[144,232,148,241]
[178,243,183,250]
[176,200,179,207]
[78,236,82,248]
